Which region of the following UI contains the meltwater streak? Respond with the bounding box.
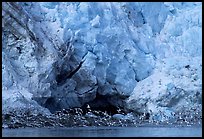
[2,126,202,137]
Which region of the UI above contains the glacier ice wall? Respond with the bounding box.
[2,2,202,116]
[126,2,202,120]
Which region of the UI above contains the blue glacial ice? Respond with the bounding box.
[2,2,202,122]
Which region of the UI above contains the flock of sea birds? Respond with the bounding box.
[2,104,202,129]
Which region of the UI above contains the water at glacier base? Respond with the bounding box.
[2,126,202,137]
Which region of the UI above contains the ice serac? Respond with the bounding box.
[2,2,202,119]
[127,2,202,121]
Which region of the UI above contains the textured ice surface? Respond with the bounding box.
[2,2,202,120]
[127,57,202,120]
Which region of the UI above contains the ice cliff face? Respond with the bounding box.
[2,2,202,118]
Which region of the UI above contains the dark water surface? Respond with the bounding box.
[2,126,202,137]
